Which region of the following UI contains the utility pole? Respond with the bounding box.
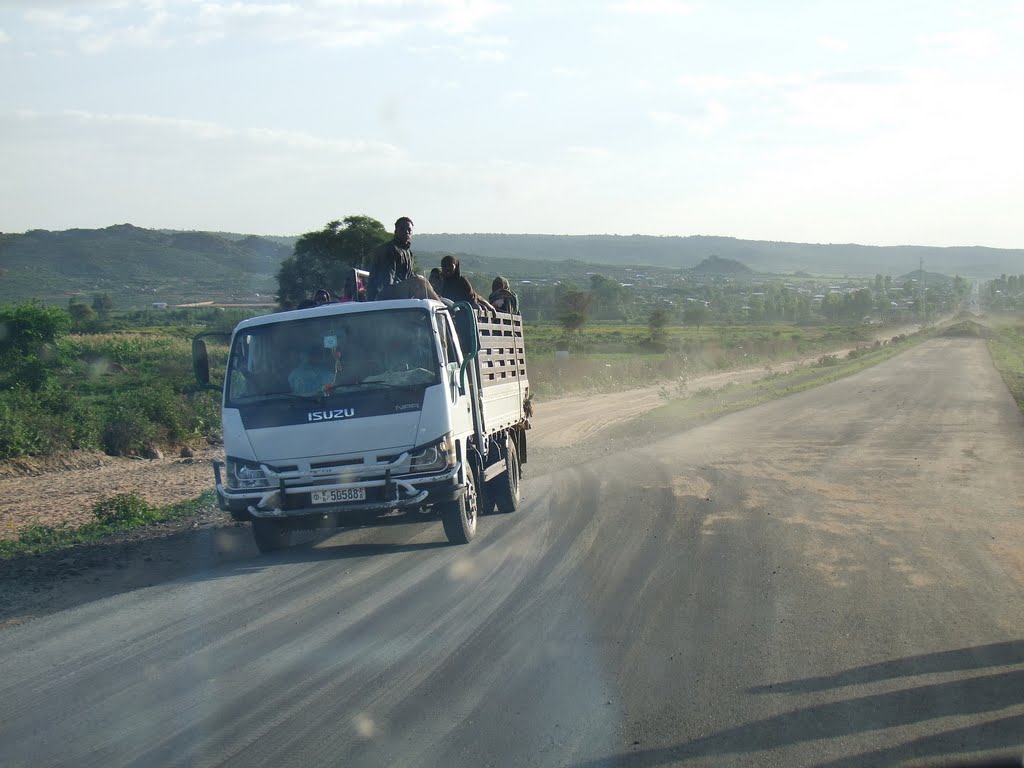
[919,257,926,320]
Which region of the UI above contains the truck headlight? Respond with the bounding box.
[225,457,274,490]
[410,435,456,473]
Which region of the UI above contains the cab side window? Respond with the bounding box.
[438,312,462,365]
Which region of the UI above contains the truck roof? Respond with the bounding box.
[234,298,445,332]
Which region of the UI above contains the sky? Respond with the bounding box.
[1,0,1023,248]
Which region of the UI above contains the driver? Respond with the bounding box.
[288,347,334,395]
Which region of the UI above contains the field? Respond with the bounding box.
[526,321,887,397]
[0,307,919,464]
[985,314,1024,412]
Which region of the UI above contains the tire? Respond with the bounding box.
[441,463,479,544]
[252,519,292,554]
[489,437,521,514]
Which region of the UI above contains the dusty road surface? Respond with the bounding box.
[1,336,1023,767]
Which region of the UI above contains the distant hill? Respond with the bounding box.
[414,233,1023,279]
[2,224,1021,308]
[0,224,288,306]
[691,255,753,275]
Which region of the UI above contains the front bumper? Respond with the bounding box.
[213,459,463,522]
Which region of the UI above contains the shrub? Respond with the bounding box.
[93,492,157,528]
[102,393,159,456]
[101,383,202,455]
[17,524,73,548]
[0,383,102,459]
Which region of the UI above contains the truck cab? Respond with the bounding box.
[195,298,529,552]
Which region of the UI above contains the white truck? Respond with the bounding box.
[193,298,530,553]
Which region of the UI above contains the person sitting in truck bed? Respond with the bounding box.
[439,256,495,312]
[488,276,519,313]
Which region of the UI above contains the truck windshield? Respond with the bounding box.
[225,308,440,405]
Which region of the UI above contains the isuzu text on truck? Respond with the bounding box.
[193,298,530,553]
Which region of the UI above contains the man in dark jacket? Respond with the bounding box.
[439,255,475,304]
[440,256,496,311]
[366,217,414,300]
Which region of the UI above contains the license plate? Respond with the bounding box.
[311,488,366,504]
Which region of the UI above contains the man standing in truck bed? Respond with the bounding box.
[366,216,414,300]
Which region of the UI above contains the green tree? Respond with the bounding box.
[648,308,670,344]
[589,274,628,320]
[558,290,592,332]
[92,293,113,318]
[67,298,96,331]
[276,216,390,308]
[682,303,708,328]
[0,301,72,390]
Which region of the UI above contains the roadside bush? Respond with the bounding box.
[0,384,102,459]
[102,391,160,456]
[817,353,839,366]
[93,493,158,528]
[101,383,214,455]
[0,302,73,392]
[16,524,76,549]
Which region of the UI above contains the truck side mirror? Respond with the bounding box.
[193,338,211,385]
[192,332,230,392]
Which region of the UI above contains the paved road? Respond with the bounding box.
[2,337,1023,767]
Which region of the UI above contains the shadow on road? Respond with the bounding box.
[569,648,1024,768]
[748,640,1024,694]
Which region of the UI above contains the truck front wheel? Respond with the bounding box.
[441,465,479,544]
[252,519,292,554]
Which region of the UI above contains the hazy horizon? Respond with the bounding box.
[2,1,1023,249]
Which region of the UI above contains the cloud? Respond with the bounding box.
[0,28,10,44]
[428,0,507,34]
[0,107,408,233]
[677,72,820,96]
[607,0,696,16]
[815,35,848,53]
[919,29,998,58]
[10,0,508,55]
[567,145,611,159]
[649,101,729,136]
[8,108,401,158]
[552,66,584,78]
[24,8,94,33]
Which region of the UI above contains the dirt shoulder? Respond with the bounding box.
[0,446,226,541]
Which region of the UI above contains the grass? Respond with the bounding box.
[0,327,227,460]
[0,491,218,559]
[986,316,1024,412]
[606,327,931,444]
[525,320,897,399]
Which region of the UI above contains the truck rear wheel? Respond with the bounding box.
[252,519,292,554]
[441,465,479,544]
[490,438,521,514]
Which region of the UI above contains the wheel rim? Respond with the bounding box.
[508,441,520,503]
[465,469,478,531]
